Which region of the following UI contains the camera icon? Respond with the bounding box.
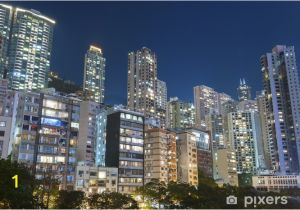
[226,195,237,205]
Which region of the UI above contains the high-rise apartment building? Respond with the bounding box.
[187,128,213,177]
[144,128,177,184]
[256,90,271,170]
[261,45,300,175]
[6,6,55,90]
[83,45,106,103]
[77,101,103,165]
[9,91,79,190]
[127,47,157,119]
[227,111,264,174]
[205,114,225,149]
[237,100,258,112]
[176,131,198,186]
[194,85,233,130]
[0,4,12,79]
[156,79,167,128]
[166,97,195,129]
[237,78,251,101]
[105,109,144,194]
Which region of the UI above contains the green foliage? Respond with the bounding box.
[54,190,85,209]
[0,159,35,208]
[137,175,300,209]
[87,192,138,209]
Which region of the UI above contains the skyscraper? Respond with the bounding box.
[193,85,233,129]
[227,111,263,174]
[237,78,251,101]
[0,4,12,79]
[83,45,106,103]
[6,6,55,90]
[155,79,167,127]
[166,97,195,129]
[261,45,300,175]
[127,47,157,119]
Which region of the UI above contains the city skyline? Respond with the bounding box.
[9,1,300,104]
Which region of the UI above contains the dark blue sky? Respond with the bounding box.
[10,1,300,104]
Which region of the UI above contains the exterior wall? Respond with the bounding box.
[83,45,106,103]
[144,128,177,184]
[9,91,79,189]
[214,148,238,186]
[0,4,12,79]
[127,47,157,119]
[7,6,55,90]
[227,111,263,174]
[105,110,144,194]
[0,116,12,158]
[261,45,300,175]
[75,163,118,194]
[77,101,102,165]
[166,97,195,129]
[176,131,198,186]
[252,175,300,192]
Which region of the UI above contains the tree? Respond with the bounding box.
[0,159,35,208]
[54,190,85,209]
[136,179,168,208]
[87,192,138,209]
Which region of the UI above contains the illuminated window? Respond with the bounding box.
[98,171,106,179]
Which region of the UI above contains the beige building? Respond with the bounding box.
[252,175,300,192]
[144,128,177,184]
[176,131,198,186]
[75,162,118,194]
[77,101,102,165]
[213,148,238,186]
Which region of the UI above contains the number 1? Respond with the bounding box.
[12,175,18,188]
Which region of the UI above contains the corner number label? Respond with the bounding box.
[12,175,18,188]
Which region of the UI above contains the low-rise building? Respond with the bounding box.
[75,162,118,194]
[252,175,300,192]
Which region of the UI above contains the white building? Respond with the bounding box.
[83,45,106,103]
[252,175,300,192]
[261,45,300,175]
[75,162,118,194]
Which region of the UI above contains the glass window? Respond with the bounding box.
[0,121,6,127]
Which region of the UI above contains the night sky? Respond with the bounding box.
[8,1,300,104]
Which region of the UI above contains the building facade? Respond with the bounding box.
[105,109,144,194]
[176,131,198,186]
[155,79,167,128]
[83,45,106,103]
[6,6,55,90]
[75,162,118,194]
[166,97,195,129]
[9,91,79,190]
[213,148,238,186]
[144,128,177,184]
[0,4,12,79]
[237,78,251,101]
[127,47,157,119]
[194,85,232,130]
[252,175,300,192]
[260,45,300,174]
[227,111,264,174]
